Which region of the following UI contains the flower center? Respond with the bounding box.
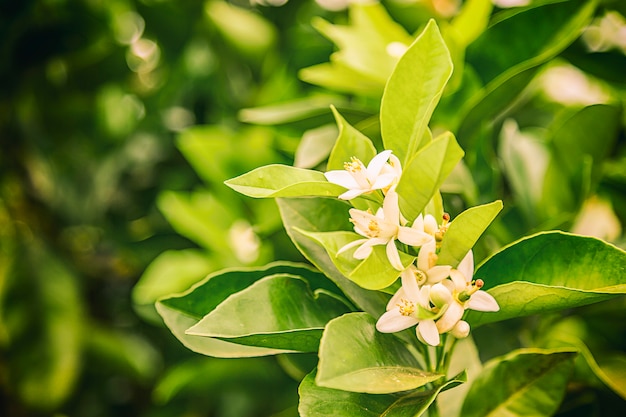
[458,279,484,302]
[344,157,363,173]
[414,269,427,285]
[366,220,380,237]
[397,299,416,316]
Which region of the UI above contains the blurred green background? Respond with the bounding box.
[1,0,626,416]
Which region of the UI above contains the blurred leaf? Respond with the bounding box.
[132,249,214,322]
[187,274,350,352]
[299,368,465,417]
[327,106,377,171]
[225,165,345,198]
[6,244,83,411]
[176,125,281,187]
[277,198,389,317]
[381,19,453,165]
[461,348,577,417]
[205,1,276,59]
[238,95,347,125]
[157,262,337,358]
[316,313,443,394]
[396,131,464,222]
[467,231,626,327]
[437,200,503,267]
[458,0,597,142]
[294,124,338,169]
[449,0,493,48]
[158,189,239,253]
[300,2,413,96]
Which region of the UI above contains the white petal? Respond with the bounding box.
[382,189,400,223]
[423,214,438,235]
[450,320,470,339]
[370,173,396,190]
[458,250,474,280]
[417,319,440,346]
[449,269,468,290]
[338,188,366,200]
[417,240,436,272]
[386,240,404,270]
[425,265,451,284]
[412,214,424,231]
[468,291,500,312]
[436,302,464,334]
[366,150,393,178]
[337,238,367,256]
[387,287,408,310]
[376,309,418,333]
[386,153,402,178]
[397,227,433,247]
[353,239,378,259]
[400,267,420,299]
[324,170,360,189]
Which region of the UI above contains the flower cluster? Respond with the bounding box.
[326,150,499,346]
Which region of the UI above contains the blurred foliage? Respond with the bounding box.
[1,0,626,416]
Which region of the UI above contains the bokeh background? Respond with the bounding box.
[1,0,625,416]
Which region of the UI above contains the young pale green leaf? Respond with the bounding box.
[294,124,338,169]
[381,19,453,165]
[327,106,377,171]
[437,200,503,267]
[449,0,492,48]
[467,231,626,327]
[396,131,464,221]
[299,368,465,417]
[156,262,339,358]
[277,198,390,317]
[461,348,577,417]
[186,274,351,352]
[316,313,443,393]
[299,62,386,97]
[238,94,347,125]
[299,229,413,290]
[225,165,345,198]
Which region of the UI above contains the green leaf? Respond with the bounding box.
[327,106,377,171]
[299,368,465,417]
[381,19,453,165]
[238,95,347,125]
[396,131,464,221]
[460,348,577,417]
[225,165,345,198]
[316,313,443,393]
[299,230,413,290]
[294,124,338,169]
[157,262,338,358]
[449,0,493,48]
[277,198,390,317]
[186,274,351,352]
[467,231,626,327]
[437,200,503,267]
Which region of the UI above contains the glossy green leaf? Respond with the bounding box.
[157,262,339,357]
[381,19,453,165]
[316,313,443,393]
[299,368,465,417]
[396,131,464,221]
[449,0,492,48]
[437,200,503,267]
[299,230,413,290]
[277,198,390,317]
[327,106,377,171]
[225,165,345,198]
[186,274,351,352]
[468,231,626,327]
[461,348,577,417]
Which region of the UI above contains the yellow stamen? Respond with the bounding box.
[397,299,415,316]
[344,157,362,172]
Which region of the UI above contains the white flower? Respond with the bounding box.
[324,150,401,200]
[337,190,432,270]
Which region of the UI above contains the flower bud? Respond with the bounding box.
[450,320,470,339]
